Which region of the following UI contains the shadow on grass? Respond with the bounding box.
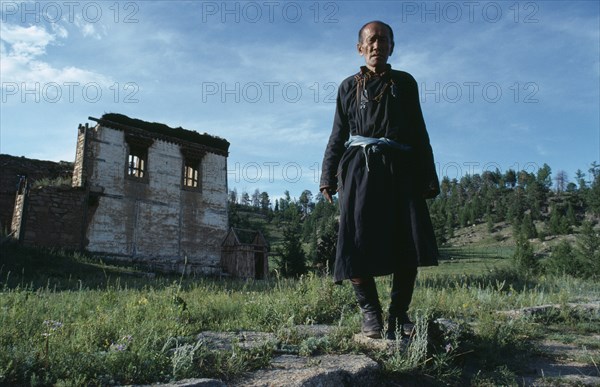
[0,243,229,291]
[0,243,291,293]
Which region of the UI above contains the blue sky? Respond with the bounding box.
[1,0,599,201]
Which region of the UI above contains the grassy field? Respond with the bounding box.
[1,242,599,386]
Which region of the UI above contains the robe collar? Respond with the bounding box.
[358,64,392,80]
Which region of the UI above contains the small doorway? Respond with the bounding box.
[254,252,264,280]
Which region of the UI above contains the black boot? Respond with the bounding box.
[352,278,383,339]
[386,268,417,340]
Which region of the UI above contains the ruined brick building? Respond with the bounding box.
[9,113,231,274]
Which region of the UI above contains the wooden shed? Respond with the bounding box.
[221,228,269,279]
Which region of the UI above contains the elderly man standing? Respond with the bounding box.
[320,21,440,339]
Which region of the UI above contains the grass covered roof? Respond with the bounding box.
[91,113,229,153]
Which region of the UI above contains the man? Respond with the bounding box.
[320,21,440,339]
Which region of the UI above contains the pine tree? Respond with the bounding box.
[575,221,600,279]
[566,202,578,227]
[548,205,570,235]
[260,191,270,212]
[521,213,538,239]
[313,216,337,274]
[512,230,538,274]
[546,240,577,276]
[445,212,455,239]
[486,210,494,234]
[587,162,600,217]
[277,214,307,277]
[241,191,250,207]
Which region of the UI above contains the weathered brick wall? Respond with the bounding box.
[84,125,228,274]
[0,154,72,231]
[16,186,87,250]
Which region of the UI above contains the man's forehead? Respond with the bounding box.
[362,23,391,37]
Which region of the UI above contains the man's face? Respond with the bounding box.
[357,23,394,72]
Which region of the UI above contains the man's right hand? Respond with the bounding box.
[321,187,335,204]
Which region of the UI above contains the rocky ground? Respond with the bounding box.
[130,303,600,387]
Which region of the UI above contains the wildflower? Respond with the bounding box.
[109,335,133,352]
[445,343,454,353]
[43,320,63,331]
[42,320,63,337]
[110,343,127,352]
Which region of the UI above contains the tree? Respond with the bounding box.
[545,240,577,276]
[517,170,534,188]
[228,188,238,204]
[504,169,517,188]
[548,205,571,235]
[241,191,250,206]
[512,231,538,274]
[566,202,578,227]
[313,216,338,274]
[277,213,307,277]
[260,191,270,211]
[521,213,538,239]
[279,190,291,215]
[299,189,314,216]
[554,170,568,194]
[251,188,261,208]
[566,182,577,193]
[506,188,524,223]
[575,169,587,190]
[546,221,600,279]
[574,221,600,279]
[486,210,494,234]
[537,163,552,190]
[587,162,600,217]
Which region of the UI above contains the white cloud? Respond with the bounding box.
[0,22,111,87]
[73,15,106,40]
[0,24,55,58]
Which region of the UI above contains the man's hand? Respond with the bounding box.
[422,185,440,199]
[321,187,335,204]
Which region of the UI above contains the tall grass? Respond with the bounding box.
[1,244,599,385]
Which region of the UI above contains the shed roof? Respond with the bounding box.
[222,227,268,247]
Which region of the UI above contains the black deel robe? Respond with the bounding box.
[320,66,440,283]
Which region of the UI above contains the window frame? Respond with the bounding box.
[182,158,201,190]
[125,135,153,183]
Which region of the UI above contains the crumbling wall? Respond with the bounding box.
[0,154,72,231]
[12,185,87,250]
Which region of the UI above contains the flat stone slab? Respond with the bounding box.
[130,378,226,387]
[498,302,600,318]
[195,331,278,351]
[235,354,379,387]
[290,324,337,338]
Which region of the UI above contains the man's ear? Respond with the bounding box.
[357,43,363,56]
[389,42,395,56]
